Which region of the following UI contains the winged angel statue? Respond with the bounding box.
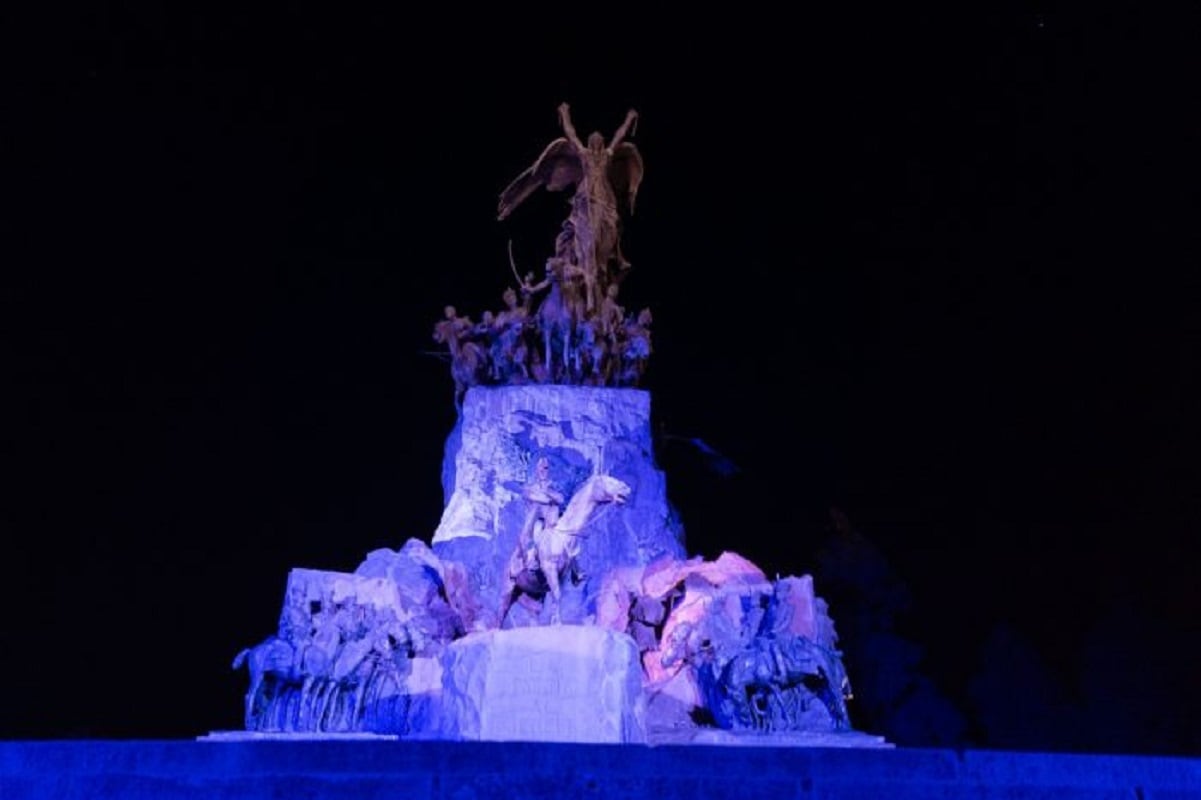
[498,103,644,313]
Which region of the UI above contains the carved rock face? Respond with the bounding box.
[431,385,686,623]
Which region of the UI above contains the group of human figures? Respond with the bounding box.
[434,103,651,405]
[433,283,652,402]
[234,586,419,732]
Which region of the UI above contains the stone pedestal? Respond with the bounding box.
[437,626,646,744]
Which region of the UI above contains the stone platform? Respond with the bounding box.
[4,740,1199,799]
[435,626,646,744]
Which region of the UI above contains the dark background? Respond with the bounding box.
[6,8,1199,753]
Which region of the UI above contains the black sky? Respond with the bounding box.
[6,8,1200,750]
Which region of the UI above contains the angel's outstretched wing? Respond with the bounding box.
[608,142,644,214]
[497,138,582,220]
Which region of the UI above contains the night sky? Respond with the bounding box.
[8,9,1200,752]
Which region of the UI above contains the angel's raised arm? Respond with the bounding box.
[557,102,585,150]
[610,109,638,148]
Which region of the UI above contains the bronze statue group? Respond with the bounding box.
[434,103,651,405]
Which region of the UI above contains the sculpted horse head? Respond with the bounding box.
[551,473,631,542]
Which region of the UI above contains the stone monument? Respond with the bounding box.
[229,103,885,747]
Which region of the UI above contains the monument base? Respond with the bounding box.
[436,625,646,744]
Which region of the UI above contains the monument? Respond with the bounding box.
[228,103,885,747]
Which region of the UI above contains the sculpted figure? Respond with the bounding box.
[617,307,653,386]
[473,310,507,382]
[517,456,564,557]
[496,537,552,627]
[575,317,604,384]
[496,286,528,328]
[498,103,643,314]
[499,471,632,626]
[491,287,530,383]
[435,102,650,392]
[433,305,487,408]
[595,283,626,384]
[499,457,564,627]
[232,635,299,730]
[522,257,584,383]
[232,582,314,730]
[598,283,625,336]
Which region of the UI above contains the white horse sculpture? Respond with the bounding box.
[500,472,631,625]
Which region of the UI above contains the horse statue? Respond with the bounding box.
[499,472,631,625]
[232,635,301,730]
